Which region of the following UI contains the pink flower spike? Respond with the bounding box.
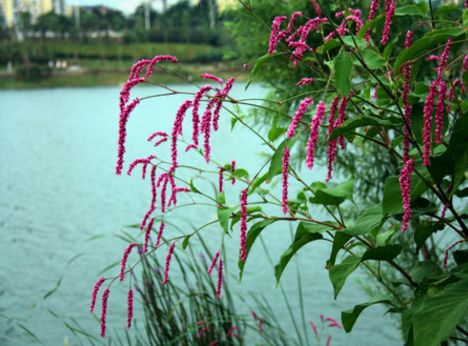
[287,11,303,33]
[231,160,236,184]
[427,55,440,62]
[310,0,321,16]
[147,131,168,142]
[140,165,158,230]
[216,259,224,299]
[192,85,212,147]
[295,77,316,87]
[119,77,145,112]
[381,0,396,46]
[325,317,342,329]
[163,243,176,285]
[227,325,240,338]
[239,189,248,261]
[436,39,453,81]
[423,80,437,166]
[185,144,197,152]
[402,31,414,163]
[156,221,165,247]
[143,218,155,253]
[90,277,105,313]
[287,97,313,138]
[170,100,193,170]
[201,73,223,84]
[327,96,340,139]
[463,55,468,73]
[309,321,318,336]
[129,59,151,80]
[282,146,290,214]
[100,288,110,338]
[153,137,168,147]
[442,240,464,271]
[127,289,134,329]
[268,16,288,54]
[213,77,236,131]
[399,159,414,232]
[306,100,327,169]
[365,0,379,43]
[207,251,221,275]
[435,81,447,144]
[326,335,332,346]
[145,55,178,80]
[218,167,224,193]
[116,98,141,175]
[120,243,138,281]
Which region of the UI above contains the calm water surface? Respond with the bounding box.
[0,85,400,345]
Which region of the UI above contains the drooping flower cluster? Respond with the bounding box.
[282,146,290,214]
[127,289,134,329]
[100,288,110,337]
[90,277,105,313]
[306,101,327,169]
[381,0,396,46]
[120,243,138,281]
[239,189,248,261]
[163,242,176,285]
[287,97,313,138]
[399,159,414,232]
[402,31,414,163]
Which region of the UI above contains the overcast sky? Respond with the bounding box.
[67,0,182,14]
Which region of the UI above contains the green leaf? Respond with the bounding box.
[414,221,443,250]
[249,172,269,195]
[216,191,226,205]
[231,168,249,180]
[238,220,275,279]
[329,255,361,298]
[393,28,465,74]
[18,323,43,344]
[182,235,190,249]
[453,250,468,266]
[382,174,430,215]
[334,51,353,96]
[294,222,331,240]
[394,4,427,17]
[217,207,233,234]
[246,53,284,90]
[344,205,383,236]
[43,276,63,300]
[410,262,442,283]
[275,232,323,284]
[328,232,352,266]
[362,245,402,262]
[342,298,392,333]
[309,179,354,205]
[360,49,385,70]
[268,127,287,142]
[268,138,292,179]
[330,116,402,140]
[412,280,468,346]
[189,178,201,193]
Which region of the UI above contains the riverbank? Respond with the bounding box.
[0,63,248,89]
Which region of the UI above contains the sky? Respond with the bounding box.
[67,0,182,14]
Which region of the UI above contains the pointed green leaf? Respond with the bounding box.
[342,298,392,333]
[344,205,383,236]
[334,51,352,96]
[329,255,361,298]
[362,245,402,262]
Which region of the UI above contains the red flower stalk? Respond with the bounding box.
[207,251,221,275]
[145,55,178,80]
[147,131,168,142]
[309,321,318,336]
[282,146,290,214]
[306,100,327,169]
[399,159,414,232]
[192,85,212,148]
[463,55,468,73]
[427,55,440,62]
[119,77,144,112]
[435,81,447,144]
[143,218,154,253]
[156,221,165,247]
[326,335,332,346]
[100,288,110,337]
[327,96,340,139]
[200,73,223,84]
[127,155,156,178]
[213,77,236,131]
[170,100,193,170]
[287,97,313,138]
[116,98,140,175]
[287,11,303,33]
[465,0,468,8]
[295,77,316,87]
[423,80,437,166]
[227,325,240,338]
[268,16,288,54]
[168,187,190,207]
[129,59,150,80]
[442,240,464,271]
[310,0,321,16]
[120,243,137,281]
[231,160,236,184]
[402,31,414,162]
[218,167,224,193]
[239,189,248,261]
[163,243,176,285]
[160,175,169,213]
[127,289,134,329]
[140,165,158,230]
[381,0,396,46]
[325,317,342,329]
[436,39,453,81]
[90,277,105,313]
[216,259,224,299]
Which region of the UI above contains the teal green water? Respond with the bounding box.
[0,85,400,345]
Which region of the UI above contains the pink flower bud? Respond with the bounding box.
[90,277,105,313]
[145,55,177,80]
[147,131,168,142]
[309,320,318,336]
[239,189,248,261]
[231,160,236,184]
[435,81,447,144]
[268,16,288,54]
[156,221,165,247]
[120,243,137,281]
[143,218,154,253]
[100,288,110,337]
[119,78,144,112]
[207,251,221,275]
[216,259,224,299]
[191,85,212,148]
[282,146,290,214]
[306,101,327,169]
[163,243,176,285]
[423,81,437,166]
[287,97,313,138]
[218,167,224,193]
[381,0,396,46]
[116,98,140,175]
[287,11,303,33]
[326,335,332,346]
[402,31,414,163]
[295,77,316,87]
[310,0,321,16]
[140,165,158,230]
[127,289,134,329]
[399,159,414,232]
[129,59,150,80]
[170,100,193,170]
[200,73,223,84]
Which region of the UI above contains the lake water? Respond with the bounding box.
[0,85,400,345]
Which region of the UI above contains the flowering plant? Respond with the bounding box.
[91,1,467,345]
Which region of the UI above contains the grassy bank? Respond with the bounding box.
[0,64,248,89]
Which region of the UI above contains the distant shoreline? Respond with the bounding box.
[0,64,248,90]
